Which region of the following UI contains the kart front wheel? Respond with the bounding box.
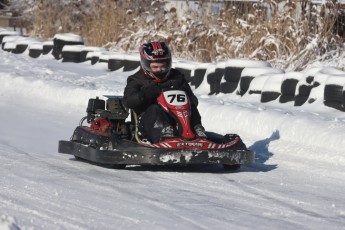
[223,164,241,171]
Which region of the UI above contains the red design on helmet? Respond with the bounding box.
[139,42,172,82]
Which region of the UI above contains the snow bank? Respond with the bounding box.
[0,215,20,230]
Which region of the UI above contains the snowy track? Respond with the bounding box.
[1,50,345,229]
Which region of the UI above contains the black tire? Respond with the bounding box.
[13,44,28,54]
[324,100,345,111]
[220,82,238,94]
[29,49,42,58]
[74,155,83,160]
[43,44,53,55]
[123,60,140,72]
[224,66,244,82]
[207,68,224,95]
[324,84,343,103]
[112,164,127,169]
[298,84,312,96]
[223,164,241,171]
[261,92,280,103]
[238,76,254,96]
[279,94,295,103]
[192,68,206,88]
[61,51,82,63]
[175,68,192,83]
[52,38,84,60]
[108,59,124,71]
[281,79,298,96]
[91,56,99,65]
[294,95,309,106]
[80,50,89,62]
[294,84,313,106]
[248,89,261,95]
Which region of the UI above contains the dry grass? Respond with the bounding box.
[28,0,343,70]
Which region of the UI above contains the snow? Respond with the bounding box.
[1,48,345,229]
[81,46,108,52]
[262,73,285,92]
[225,59,272,68]
[0,30,21,36]
[28,42,43,50]
[53,33,84,43]
[62,45,84,52]
[241,67,285,77]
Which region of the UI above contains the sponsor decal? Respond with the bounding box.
[177,142,204,147]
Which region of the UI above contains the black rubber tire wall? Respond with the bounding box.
[52,39,84,60]
[279,79,299,103]
[220,82,238,94]
[224,67,244,82]
[43,44,53,55]
[238,76,254,96]
[261,92,281,103]
[13,44,28,54]
[207,68,224,95]
[324,84,343,103]
[294,85,312,106]
[192,68,206,88]
[175,68,192,83]
[323,84,344,111]
[123,60,140,72]
[62,51,82,63]
[108,59,124,71]
[29,49,42,58]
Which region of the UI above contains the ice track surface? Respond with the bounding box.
[1,50,345,229]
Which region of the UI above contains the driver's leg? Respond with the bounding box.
[139,104,175,143]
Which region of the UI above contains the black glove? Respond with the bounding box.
[142,85,161,100]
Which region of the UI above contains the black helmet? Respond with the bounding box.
[139,42,172,82]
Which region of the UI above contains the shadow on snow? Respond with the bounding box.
[245,130,280,172]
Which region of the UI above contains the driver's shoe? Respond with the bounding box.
[194,124,207,138]
[160,125,175,140]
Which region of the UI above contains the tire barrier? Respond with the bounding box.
[99,52,112,64]
[192,63,209,89]
[279,72,304,103]
[324,76,345,111]
[14,44,28,54]
[247,75,269,96]
[3,27,345,113]
[52,33,84,60]
[108,53,124,71]
[173,61,197,83]
[261,73,285,103]
[9,37,37,54]
[237,67,284,96]
[295,67,336,106]
[61,45,84,63]
[123,54,140,72]
[1,35,23,50]
[0,30,21,44]
[222,59,271,94]
[207,62,225,95]
[294,72,315,106]
[80,47,108,62]
[28,43,43,58]
[43,41,54,55]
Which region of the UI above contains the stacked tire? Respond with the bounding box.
[52,33,84,60]
[324,75,345,111]
[279,72,304,103]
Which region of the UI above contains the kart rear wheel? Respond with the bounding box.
[223,164,241,171]
[74,155,83,160]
